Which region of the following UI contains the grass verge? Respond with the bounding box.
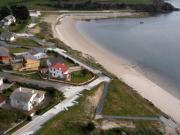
[102,79,162,116]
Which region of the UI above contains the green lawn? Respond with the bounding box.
[24,72,42,80]
[71,69,94,84]
[12,38,40,47]
[0,108,25,132]
[9,47,28,54]
[102,79,162,116]
[9,19,30,32]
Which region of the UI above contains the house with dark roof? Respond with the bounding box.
[49,63,71,81]
[0,47,10,64]
[29,48,48,60]
[0,15,16,26]
[0,31,15,42]
[10,87,45,113]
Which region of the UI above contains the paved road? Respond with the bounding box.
[95,82,109,115]
[0,72,69,92]
[102,115,160,121]
[0,41,9,48]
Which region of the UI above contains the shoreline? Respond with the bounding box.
[50,12,180,123]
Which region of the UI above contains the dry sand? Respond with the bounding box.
[50,12,180,124]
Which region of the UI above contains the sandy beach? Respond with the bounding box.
[48,12,180,124]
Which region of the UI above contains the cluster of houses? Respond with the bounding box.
[0,46,71,81]
[0,15,16,42]
[0,77,45,116]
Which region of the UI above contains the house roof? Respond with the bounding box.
[0,31,15,39]
[4,15,15,20]
[0,96,6,103]
[10,87,45,104]
[51,63,69,73]
[30,47,46,54]
[0,47,9,56]
[23,52,39,61]
[48,57,65,65]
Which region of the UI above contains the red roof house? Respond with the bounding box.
[49,63,71,81]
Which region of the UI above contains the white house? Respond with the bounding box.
[0,77,4,93]
[49,63,71,81]
[30,11,41,17]
[10,87,45,112]
[0,15,16,26]
[0,78,3,87]
[0,32,15,42]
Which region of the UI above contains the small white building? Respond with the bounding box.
[10,87,45,112]
[0,15,16,26]
[30,11,41,17]
[0,78,3,86]
[49,63,71,81]
[0,77,4,93]
[33,52,48,60]
[0,32,15,42]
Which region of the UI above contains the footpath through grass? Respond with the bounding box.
[102,79,162,116]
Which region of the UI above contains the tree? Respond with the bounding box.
[0,6,11,20]
[82,122,95,133]
[10,5,29,21]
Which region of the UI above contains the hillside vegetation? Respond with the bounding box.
[0,0,153,6]
[0,0,177,12]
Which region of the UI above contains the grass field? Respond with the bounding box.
[12,38,40,47]
[36,83,163,135]
[9,47,28,54]
[71,69,94,84]
[102,79,162,116]
[0,108,25,132]
[22,72,42,80]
